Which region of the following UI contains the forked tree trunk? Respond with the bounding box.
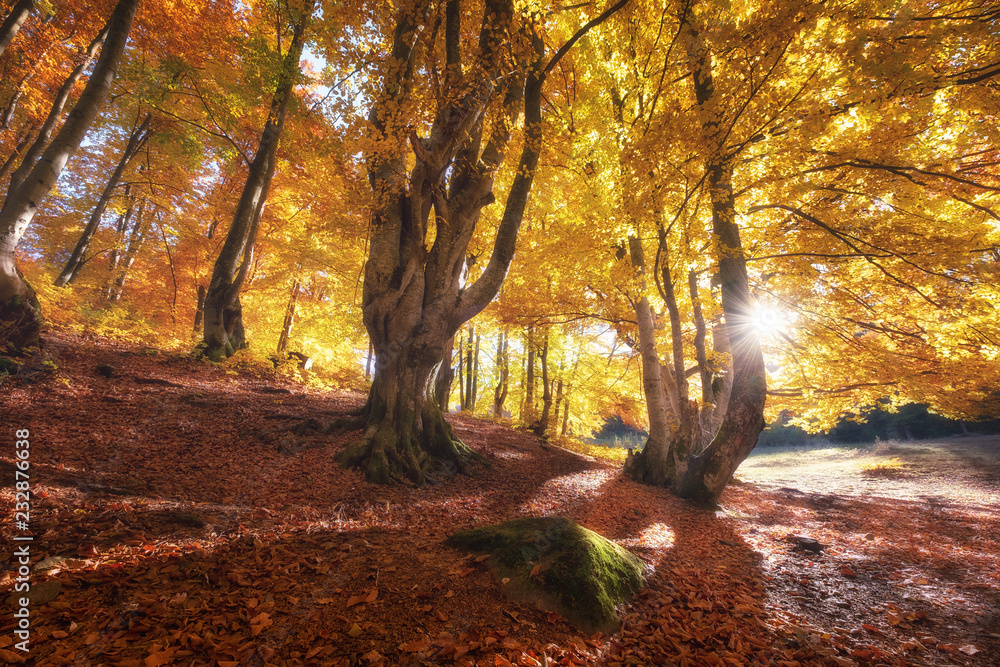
[337,0,627,484]
[202,2,313,360]
[0,0,138,352]
[672,17,766,504]
[55,112,151,287]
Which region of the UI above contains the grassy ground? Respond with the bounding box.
[736,436,1000,509]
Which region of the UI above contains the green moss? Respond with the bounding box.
[446,517,645,634]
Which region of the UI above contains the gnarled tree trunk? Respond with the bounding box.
[337,0,633,485]
[0,0,138,352]
[625,12,765,505]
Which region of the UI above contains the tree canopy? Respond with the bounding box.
[0,0,997,488]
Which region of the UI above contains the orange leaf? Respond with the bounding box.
[365,587,378,603]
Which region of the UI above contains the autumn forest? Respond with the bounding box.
[1,0,999,665]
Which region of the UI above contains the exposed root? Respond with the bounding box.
[336,406,489,486]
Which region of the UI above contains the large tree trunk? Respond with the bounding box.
[671,18,766,505]
[338,0,626,484]
[0,0,35,58]
[0,0,138,353]
[338,0,540,483]
[202,2,313,360]
[3,22,109,207]
[55,112,151,287]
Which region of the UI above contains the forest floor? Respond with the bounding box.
[1,331,998,667]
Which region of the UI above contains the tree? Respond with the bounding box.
[335,0,630,484]
[0,0,36,57]
[0,0,140,352]
[201,0,315,360]
[53,111,152,287]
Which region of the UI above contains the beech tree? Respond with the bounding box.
[201,0,315,360]
[0,0,139,352]
[335,0,629,484]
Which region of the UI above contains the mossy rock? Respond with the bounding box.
[446,517,645,634]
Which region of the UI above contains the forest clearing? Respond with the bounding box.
[1,333,998,666]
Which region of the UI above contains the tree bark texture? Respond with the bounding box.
[493,329,509,417]
[0,0,34,58]
[339,0,550,484]
[0,0,138,352]
[673,18,767,505]
[202,1,314,360]
[55,112,152,287]
[276,278,300,355]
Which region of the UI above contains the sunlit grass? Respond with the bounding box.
[860,456,907,477]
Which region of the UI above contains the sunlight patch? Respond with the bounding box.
[637,522,675,549]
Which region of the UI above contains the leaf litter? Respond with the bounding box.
[0,332,997,665]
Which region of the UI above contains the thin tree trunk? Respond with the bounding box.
[464,325,476,410]
[0,0,34,58]
[659,252,699,481]
[457,332,466,409]
[471,331,481,409]
[561,397,570,436]
[108,201,147,302]
[689,270,716,450]
[537,329,552,436]
[276,278,300,355]
[434,334,455,410]
[552,360,564,437]
[623,235,676,486]
[55,112,151,287]
[365,340,374,381]
[0,131,33,183]
[3,22,109,207]
[193,284,207,332]
[493,329,509,417]
[525,327,536,423]
[0,0,139,351]
[202,1,314,359]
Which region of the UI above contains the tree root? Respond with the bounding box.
[335,408,489,486]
